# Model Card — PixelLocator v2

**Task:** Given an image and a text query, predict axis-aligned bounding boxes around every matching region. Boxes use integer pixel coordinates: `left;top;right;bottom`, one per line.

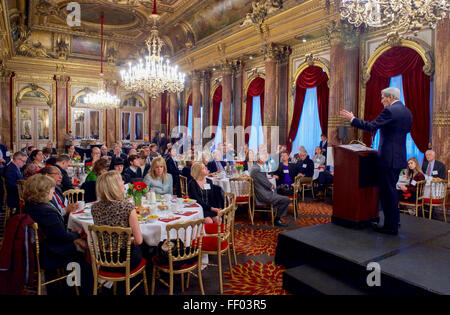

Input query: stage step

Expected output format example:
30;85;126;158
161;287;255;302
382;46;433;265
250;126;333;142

284;265;368;295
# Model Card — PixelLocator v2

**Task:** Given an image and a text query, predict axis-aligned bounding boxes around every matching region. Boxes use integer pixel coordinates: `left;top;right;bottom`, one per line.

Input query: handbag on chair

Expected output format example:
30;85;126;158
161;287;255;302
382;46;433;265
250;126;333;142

277;184;294;196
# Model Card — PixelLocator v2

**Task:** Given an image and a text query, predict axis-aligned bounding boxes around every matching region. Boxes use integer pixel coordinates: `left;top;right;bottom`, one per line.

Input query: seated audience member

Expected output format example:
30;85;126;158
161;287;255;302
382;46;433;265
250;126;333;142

315;167;334;200
42;147;53;163
25;146;36;164
21;142;32;154
4;151;26;209
319;134;328;160
112;157;126;182
100;145;108;158
66;145;80;160
150;143;160;159
85;147;101;166
55;154;74;192
244;149;256;171
109;144;128;170
24;149;45;179
181;160;194;183
158;133;168;154
293;146;307;162
91;171;144;272
142;146;151;166
40;166;78;219
207;150;226;173
422;150;446;179
188;162;224;224
272;151;298;193
398;157;426;202
137;151;150;177
249;152;290;227
144;157;173;195
295;150;314;186
82;158;109;203
45;141;57;155
163;142;172;157
23;174;92;293
312;147;326;167
165;147;181;196
123;154;144;184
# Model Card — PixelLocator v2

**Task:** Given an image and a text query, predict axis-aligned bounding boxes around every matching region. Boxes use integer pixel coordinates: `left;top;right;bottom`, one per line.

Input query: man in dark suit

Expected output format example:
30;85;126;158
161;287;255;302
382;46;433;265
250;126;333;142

122;154;144;184
109;144;128;170
4;152;27;209
319;134;328;163
207;150;226;173
165;147;181;196
55;154;74;192
422;150;446;180
295;150;314;187
341;87;412;235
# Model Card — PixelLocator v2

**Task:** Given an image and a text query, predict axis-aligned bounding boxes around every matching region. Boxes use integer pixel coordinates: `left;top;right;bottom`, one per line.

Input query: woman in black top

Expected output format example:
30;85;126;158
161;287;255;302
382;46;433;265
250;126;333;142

187;162;224;224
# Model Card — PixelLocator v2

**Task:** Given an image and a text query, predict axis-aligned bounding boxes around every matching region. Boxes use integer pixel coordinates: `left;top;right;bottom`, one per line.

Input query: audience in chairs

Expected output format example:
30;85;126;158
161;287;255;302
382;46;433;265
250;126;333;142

312;147;326;168
112;157;127;182
82;158;109;202
250;152;290;227
55;154;74;192
398;157;425;202
85;147;101;166
207;150;226;173
188;162;224;224
123;154;144;184
4;151;26;209
144;157;173;195
91;171;144;272
271;150;298;194
295;149;314;186
422;150;446;180
165;147;181;196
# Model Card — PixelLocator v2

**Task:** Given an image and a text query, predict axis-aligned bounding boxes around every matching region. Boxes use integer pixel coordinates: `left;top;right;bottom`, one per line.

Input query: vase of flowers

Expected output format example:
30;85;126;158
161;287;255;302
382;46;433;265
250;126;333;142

84;162;93;174
127;181;149;207
235;161;244;175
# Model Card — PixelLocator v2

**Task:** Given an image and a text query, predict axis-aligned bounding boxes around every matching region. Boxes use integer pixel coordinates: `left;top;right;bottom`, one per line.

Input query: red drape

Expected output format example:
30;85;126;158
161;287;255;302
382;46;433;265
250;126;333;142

185;94;192;127
161;91;167;125
363;46;430;151
212;85;222;138
245;77;265;143
287;66;329;153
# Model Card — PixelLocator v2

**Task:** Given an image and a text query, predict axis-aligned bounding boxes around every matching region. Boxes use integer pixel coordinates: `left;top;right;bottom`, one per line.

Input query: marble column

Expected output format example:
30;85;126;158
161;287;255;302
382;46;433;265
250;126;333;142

105;81;118;147
151;95;161;141
232;62;243;127
169;92;178;138
278;50;289;146
221;63;232;144
55;75;69;152
179;90;186;133
327;22;360;146
264;43;279;152
0;72;12;148
432;19;450;170
192;70;202;145
202;71;211;143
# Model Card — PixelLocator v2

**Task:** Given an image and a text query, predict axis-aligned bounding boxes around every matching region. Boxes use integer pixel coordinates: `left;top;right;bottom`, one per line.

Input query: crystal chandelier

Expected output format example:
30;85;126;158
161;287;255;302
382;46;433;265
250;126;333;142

340;1;449;33
84;14;121;109
120;0;185;99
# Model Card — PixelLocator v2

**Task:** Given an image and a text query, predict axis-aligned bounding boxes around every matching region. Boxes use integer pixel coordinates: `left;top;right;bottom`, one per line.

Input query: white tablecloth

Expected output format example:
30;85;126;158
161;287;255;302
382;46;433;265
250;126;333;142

208;174;276;194
68;200;205;247
397;175;432;198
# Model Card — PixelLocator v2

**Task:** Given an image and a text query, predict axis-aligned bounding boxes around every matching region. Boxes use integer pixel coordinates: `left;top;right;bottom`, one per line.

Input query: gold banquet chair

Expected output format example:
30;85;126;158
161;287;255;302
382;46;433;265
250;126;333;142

423;178;447;222
251;181;275;227
179;175;188;198
200;204;235;294
88;225;148;295
2;177;11;230
63;189;85;204
151;218;205;295
31;223;79;295
398;180;426;217
229;176;254;225
294;174;314;202
17;179;26;214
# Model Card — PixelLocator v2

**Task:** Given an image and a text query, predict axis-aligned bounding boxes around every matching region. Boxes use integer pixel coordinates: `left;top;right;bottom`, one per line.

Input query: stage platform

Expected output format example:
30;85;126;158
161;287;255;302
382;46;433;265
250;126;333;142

275;214;450;295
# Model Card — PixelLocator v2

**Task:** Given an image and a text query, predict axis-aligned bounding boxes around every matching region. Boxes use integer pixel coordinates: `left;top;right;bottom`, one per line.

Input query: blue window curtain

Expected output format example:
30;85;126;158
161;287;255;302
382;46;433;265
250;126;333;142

248;95;264;152
290;87;322;157
213;102;223;149
372;75;424;165
187;105;193;138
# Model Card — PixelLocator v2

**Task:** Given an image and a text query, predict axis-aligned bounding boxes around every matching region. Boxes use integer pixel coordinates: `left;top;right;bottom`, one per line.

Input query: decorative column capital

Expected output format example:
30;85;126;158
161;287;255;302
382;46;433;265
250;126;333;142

263;42;280;61
191;70;201;82
326;20;361;48
221;61;233;76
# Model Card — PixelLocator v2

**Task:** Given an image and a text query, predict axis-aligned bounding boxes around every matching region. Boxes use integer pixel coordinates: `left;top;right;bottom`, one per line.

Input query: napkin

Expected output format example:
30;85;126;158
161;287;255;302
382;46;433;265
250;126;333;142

175;211;198;216
185;204;200;208
158;217;181;222
72;210;85;214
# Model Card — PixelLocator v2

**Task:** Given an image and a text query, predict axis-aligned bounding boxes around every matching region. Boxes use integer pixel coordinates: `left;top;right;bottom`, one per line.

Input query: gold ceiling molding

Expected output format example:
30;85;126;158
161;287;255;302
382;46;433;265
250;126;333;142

240;0;283;28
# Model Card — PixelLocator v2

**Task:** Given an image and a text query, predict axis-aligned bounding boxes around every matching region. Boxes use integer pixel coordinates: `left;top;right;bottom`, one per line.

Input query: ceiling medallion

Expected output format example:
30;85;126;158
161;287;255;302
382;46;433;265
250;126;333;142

340;0;449;34
120;0;185;99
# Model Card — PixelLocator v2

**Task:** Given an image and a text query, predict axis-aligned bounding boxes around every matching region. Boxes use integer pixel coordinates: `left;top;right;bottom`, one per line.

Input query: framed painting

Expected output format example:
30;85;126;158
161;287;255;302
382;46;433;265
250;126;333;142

71;36;101;58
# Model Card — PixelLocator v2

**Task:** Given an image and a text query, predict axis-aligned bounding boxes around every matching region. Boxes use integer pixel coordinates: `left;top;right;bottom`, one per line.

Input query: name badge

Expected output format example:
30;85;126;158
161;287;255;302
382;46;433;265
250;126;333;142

203;184;211;190
5;151;10;157
411;180;417;186
303;164;307;168
432;170;438;175
283;170;289;174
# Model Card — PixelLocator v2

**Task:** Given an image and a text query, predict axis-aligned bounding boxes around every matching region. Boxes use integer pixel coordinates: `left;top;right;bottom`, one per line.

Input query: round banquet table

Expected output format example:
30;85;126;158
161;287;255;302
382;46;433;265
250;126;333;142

207;172;277;194
68;199;205;247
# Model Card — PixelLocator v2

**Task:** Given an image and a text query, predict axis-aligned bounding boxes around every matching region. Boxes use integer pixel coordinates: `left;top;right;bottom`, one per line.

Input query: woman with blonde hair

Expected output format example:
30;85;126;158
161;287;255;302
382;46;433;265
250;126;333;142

23;174;92;293
188;162;224;224
397;157;425;202
91;170;144;272
143;156;173;195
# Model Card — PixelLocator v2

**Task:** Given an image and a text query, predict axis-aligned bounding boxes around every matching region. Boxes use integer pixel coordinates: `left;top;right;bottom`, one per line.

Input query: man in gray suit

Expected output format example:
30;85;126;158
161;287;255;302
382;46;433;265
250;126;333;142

250;151;290;227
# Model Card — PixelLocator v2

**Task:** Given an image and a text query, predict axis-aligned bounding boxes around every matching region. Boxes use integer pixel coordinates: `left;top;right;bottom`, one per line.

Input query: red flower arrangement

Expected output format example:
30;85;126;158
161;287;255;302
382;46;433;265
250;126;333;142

85;162;93;173
127;181;149;207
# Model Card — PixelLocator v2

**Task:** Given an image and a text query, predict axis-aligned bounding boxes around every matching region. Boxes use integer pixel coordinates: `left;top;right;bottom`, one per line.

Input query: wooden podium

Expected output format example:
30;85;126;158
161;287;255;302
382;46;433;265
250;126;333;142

332;144;379;228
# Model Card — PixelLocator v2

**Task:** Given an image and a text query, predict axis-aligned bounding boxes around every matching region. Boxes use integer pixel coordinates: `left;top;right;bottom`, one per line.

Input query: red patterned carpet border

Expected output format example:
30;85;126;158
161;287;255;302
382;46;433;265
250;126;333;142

224;260;290;295
234;227;285;257
296;202;333;216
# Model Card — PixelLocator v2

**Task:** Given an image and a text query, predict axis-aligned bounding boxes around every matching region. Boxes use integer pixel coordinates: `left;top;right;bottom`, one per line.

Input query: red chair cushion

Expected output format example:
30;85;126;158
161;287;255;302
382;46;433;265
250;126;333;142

423;198;444;205
151;255;198;270
235;196;249;203
98;258;147;278
192;236;229;252
205;223;226;234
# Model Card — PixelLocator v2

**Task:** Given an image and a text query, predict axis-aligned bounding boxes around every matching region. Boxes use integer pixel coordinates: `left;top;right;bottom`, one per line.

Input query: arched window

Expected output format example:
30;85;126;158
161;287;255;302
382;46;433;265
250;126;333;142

245;77;265;150
287;66;329;156
71;88;103;142
120;94;146;142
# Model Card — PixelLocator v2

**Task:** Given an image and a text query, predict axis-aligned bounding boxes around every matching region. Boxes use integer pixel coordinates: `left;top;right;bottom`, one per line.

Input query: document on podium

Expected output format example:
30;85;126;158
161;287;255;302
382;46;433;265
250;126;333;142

340;144;376;152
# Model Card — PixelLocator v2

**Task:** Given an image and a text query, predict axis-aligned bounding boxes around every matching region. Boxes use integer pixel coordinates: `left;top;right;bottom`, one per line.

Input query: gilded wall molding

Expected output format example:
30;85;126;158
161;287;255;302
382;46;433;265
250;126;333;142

433;111;450;126
120;92;148;110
